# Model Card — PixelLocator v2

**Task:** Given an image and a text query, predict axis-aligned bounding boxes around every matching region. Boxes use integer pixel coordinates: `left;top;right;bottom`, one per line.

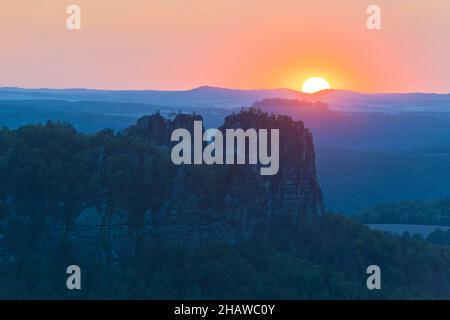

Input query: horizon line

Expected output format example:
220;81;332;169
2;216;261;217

1;85;450;96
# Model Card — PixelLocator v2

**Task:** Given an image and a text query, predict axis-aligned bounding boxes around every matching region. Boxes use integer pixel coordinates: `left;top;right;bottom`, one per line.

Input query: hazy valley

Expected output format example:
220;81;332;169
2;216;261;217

2;87;450;214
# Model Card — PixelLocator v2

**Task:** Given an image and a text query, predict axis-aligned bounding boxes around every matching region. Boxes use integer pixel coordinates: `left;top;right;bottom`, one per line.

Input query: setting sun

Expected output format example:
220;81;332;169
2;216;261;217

302;77;331;94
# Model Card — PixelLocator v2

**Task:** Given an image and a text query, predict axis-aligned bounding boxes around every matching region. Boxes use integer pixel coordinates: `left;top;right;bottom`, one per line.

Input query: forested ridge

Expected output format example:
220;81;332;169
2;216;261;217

1;112;450;299
358;198;450;226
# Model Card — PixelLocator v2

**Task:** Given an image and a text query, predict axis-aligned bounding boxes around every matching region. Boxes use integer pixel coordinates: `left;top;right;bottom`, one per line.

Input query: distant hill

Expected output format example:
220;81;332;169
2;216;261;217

0;86;305;109
2;86;450;112
317;89;450;112
0;99;232;132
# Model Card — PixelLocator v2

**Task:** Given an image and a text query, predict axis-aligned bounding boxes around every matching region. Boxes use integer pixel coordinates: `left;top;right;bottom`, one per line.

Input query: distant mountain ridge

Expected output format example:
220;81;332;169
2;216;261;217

0;86;305;109
2;86;450;112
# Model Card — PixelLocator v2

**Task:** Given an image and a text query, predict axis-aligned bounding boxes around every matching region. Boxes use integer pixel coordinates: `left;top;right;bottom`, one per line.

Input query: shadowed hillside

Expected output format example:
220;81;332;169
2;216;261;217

1;110;450;299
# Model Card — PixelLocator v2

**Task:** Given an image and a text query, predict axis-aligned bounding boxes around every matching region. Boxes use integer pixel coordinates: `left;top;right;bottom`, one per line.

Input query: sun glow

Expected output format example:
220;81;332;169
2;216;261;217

302;77;331;93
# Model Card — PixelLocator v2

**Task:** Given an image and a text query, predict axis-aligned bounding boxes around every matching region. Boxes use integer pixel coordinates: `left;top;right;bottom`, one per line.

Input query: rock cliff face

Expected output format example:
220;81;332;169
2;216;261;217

0;109;324;262
63;109;324;261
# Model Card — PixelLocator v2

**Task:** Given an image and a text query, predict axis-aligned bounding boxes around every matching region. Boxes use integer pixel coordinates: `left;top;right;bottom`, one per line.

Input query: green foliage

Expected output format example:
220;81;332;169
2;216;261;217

0;120;176;253
2;115;450;299
3;213;450;299
357;198;450;225
427;229;450;246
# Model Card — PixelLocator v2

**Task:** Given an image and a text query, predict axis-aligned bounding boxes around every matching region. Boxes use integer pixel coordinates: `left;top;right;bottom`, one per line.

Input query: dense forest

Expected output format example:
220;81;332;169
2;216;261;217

357;198;450;226
1;111;450;299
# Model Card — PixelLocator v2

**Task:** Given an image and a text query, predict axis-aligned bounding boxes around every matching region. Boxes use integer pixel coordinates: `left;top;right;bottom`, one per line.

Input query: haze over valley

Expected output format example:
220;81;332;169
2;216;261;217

2;86;450;214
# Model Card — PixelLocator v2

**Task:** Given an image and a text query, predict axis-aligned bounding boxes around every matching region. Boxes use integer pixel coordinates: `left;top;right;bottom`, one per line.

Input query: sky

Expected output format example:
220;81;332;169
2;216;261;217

1;0;450;93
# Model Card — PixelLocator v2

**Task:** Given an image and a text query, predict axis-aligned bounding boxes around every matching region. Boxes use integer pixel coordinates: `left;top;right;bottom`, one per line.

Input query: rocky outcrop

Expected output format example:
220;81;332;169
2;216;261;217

0;109;324;263
63;109;324;260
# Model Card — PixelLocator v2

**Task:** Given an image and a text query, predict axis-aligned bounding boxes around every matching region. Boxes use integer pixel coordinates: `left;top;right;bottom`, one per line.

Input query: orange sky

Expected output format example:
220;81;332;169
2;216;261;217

1;0;450;93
